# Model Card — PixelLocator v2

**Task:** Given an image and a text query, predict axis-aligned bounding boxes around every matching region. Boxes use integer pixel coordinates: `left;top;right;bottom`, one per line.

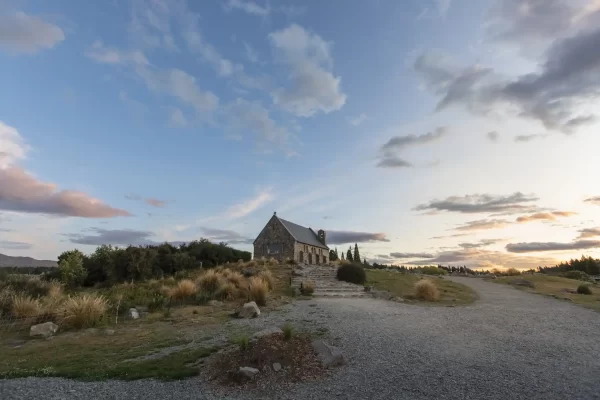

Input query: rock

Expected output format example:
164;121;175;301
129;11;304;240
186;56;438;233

208;300;224;306
30;322;58;338
561;288;577;294
312;340;347;368
273;362;282;372
372;290;394;301
104;329;115;336
238;301;260;318
252;327;283;340
128;308;140;319
135;306;149;314
238;366;259;379
510;279;535;288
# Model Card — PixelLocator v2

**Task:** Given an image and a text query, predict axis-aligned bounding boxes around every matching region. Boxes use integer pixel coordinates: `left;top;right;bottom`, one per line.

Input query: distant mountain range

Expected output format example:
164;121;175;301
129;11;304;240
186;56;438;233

0;253;57;267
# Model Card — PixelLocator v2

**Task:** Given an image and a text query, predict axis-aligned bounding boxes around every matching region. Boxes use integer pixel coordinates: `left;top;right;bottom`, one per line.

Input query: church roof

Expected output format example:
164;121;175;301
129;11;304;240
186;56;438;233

277;217;329;250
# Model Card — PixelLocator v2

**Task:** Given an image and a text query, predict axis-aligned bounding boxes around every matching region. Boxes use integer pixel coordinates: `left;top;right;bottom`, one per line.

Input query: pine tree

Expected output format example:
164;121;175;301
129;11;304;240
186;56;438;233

363;257;367;266
347;246;353;262
353;243;360;263
341;251;345;260
334;247;339;259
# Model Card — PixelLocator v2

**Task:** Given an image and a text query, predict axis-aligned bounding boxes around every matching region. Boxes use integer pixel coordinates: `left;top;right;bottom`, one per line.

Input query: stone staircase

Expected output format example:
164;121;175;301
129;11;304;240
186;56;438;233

291;265;369;298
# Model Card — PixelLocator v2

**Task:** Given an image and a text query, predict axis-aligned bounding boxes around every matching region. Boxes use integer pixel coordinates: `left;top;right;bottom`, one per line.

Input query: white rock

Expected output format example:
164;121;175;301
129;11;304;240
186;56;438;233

30;322;58;338
238;366;259;379
252;327;283;340
273;362;282;372
128;308;140;319
208;300;224;306
238;301;260;318
312;340;347;368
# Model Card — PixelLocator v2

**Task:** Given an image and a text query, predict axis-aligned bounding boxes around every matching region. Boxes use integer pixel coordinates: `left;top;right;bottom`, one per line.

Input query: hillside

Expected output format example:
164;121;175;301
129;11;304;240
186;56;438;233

0;253;57;267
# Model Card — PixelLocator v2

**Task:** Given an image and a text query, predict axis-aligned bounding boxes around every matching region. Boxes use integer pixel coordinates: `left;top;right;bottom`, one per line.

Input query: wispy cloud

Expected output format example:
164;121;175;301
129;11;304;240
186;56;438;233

223;0;270;17
125;194;168;208
516;211;577;223
578;227;600;239
200;227;253;244
348;113;367;126
487;131;499;142
326;230;390;245
415;192;539;214
455;219;511;231
506;240;600;253
0;11;65;54
390;252;435;258
225;188;274;219
458;239;502;249
584;196;600;206
514;134;547;142
377;127;447;168
0;240;32;250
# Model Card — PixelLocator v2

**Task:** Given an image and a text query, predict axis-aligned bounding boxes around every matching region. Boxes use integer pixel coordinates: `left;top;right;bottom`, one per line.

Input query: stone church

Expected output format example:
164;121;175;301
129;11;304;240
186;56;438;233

253;213;329;264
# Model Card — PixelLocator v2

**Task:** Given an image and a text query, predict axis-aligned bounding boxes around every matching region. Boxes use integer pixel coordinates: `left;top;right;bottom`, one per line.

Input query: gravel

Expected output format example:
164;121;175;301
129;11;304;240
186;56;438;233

2;277;600;400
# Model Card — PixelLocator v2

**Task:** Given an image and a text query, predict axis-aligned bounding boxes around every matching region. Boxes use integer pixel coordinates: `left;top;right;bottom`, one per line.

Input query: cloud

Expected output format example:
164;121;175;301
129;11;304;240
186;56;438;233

125;194;167;208
0;11;65;54
514;134;546;142
0;121;29;168
390;252;435;259
224;99;294;153
119;90;148;115
578;227;600;239
184;29;237;77
414;26;600;133
200;227;253;244
348;113;367;126
225;188;274;219
65;228;157;246
85;40;149;66
0;240;32;250
280;5;307;19
506;240;600;253
458;239;502;249
415;192;539;214
0;166;130;218
377;127;447;168
269;24;346;117
326;231;390;245
128;0;180;52
487;131;499;142
223;0;270;17
584;196;600;205
516;211;577;223
430;233;469;239
169;108;187;127
243;42;260;63
455;219;511;231
407;248;558;270
418;0;453;19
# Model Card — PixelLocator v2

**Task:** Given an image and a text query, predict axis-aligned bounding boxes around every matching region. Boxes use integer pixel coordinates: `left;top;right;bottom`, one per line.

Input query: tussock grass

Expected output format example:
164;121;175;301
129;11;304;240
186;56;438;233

11;294;41;318
301;280;315;296
197;270;222;294
168;280;197;301
282;323;293;340
248;277;268;306
257;270;275;290
414;279;440;301
505;268;521;276
577;284;592;295
61;294;107;329
225;271;245;288
216;282;237;301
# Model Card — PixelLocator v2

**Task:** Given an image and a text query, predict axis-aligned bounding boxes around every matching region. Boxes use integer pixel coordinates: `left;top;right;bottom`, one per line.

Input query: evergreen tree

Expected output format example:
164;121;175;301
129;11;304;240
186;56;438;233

341;251;345;261
353;243;360;263
329;249;338;261
363;257;367;266
347;246;353;262
334;247;339;259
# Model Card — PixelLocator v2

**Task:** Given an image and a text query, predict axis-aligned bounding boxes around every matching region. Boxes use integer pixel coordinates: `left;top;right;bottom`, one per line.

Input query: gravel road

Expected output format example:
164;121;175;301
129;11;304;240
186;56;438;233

2;277;600;400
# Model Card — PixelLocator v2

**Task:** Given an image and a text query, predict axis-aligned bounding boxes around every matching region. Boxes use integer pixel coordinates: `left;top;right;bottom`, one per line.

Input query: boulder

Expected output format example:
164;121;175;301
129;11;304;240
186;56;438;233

273;362;282;372
238;366;259;379
128;308;140;319
252;327;283;340
30;322;58;338
238;301;260;318
312;340;347;368
208;300;224;306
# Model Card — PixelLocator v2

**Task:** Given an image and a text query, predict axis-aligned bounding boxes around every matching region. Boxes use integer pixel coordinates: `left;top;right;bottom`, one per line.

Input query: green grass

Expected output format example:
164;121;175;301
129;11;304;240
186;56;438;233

492;274;600;312
365;270;478;306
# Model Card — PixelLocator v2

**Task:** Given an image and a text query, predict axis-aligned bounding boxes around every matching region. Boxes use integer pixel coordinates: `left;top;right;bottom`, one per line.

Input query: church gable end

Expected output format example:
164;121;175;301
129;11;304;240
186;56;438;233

253;214;296;261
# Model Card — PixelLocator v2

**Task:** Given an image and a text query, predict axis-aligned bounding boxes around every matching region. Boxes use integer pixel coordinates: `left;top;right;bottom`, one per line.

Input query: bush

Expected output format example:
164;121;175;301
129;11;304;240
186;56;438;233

284;257;296;265
414;279;440;301
337;264;366;284
0;274;55;298
232;334;250;351
225;271;244;288
168;279;197;301
248;277;268;306
215;282;237;301
257;270;274;290
282;323;293;341
147;293;169;312
58;250;88;288
300;280;315;296
564;271;591;281
61;294;107;329
11;294;41;318
577;284;592;295
197;270;222;294
419;266;448;276
505;268;521;276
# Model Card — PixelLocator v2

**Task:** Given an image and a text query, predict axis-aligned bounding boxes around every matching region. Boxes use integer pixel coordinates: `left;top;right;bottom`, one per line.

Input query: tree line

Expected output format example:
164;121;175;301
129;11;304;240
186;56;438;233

328;243;367;265
56;239;251;288
539;255;600;276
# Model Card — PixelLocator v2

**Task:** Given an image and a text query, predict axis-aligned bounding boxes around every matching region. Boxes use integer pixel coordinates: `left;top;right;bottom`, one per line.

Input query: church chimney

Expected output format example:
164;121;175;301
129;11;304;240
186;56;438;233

318;229;326;245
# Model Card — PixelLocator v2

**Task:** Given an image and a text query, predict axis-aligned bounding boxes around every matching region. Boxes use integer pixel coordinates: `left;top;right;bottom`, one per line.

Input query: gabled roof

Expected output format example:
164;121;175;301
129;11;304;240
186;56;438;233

277;217;329;250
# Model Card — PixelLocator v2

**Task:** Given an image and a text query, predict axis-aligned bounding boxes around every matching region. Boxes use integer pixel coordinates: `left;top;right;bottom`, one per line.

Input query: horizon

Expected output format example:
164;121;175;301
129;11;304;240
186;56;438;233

1;0;600;270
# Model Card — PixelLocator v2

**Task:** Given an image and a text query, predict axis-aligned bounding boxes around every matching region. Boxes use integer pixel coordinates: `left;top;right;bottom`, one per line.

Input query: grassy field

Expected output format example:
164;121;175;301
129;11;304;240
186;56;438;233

0;264;295;380
492;274;600;312
365;270;478;306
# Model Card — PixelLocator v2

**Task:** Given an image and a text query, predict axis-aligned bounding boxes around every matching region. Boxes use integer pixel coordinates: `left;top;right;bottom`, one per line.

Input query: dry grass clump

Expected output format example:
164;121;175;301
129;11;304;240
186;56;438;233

61;294;108;329
11;294;41;318
300;280;315;296
414;279;440;301
225;271;245;288
504;268;521;276
257;269;275;290
267;257;278;266
216;282;238;301
248;277;268;306
168;279;197;301
197;270;222;294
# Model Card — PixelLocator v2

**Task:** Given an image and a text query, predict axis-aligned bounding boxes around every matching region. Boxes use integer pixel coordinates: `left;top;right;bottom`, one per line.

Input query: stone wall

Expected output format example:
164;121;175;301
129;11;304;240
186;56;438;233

253;216;296;261
294;242;328;265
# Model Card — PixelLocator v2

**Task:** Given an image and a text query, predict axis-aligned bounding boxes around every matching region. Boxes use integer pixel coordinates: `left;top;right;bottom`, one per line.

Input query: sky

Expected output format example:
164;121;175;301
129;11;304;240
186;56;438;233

1;0;600;270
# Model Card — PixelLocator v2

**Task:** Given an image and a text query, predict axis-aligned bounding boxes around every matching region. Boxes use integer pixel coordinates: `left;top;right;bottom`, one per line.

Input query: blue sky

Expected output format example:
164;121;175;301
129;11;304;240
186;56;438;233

2;0;600;270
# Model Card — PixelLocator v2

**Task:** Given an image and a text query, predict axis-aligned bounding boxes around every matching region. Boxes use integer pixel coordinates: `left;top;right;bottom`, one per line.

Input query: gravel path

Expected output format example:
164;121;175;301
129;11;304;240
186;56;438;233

2;277;600;400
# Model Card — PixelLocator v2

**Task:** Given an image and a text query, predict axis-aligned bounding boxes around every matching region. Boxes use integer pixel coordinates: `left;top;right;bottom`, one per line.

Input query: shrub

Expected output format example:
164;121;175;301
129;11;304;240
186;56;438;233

216;282;237;301
225;271;245;288
248;277;268;306
197;270;222;294
284;257;296;265
168;279;197;301
257;270;274;290
232;334;250;351
300;280;315;296
577;284;592;295
1;274;55;298
282;323;293;341
0;288;15;315
11;294;41;318
564;271;591;281
505;268;521;276
420;266;448;276
337;263;366;284
147;293;169;312
61;294;107;329
267;257;278;266
58;250;87;288
414;279;440;301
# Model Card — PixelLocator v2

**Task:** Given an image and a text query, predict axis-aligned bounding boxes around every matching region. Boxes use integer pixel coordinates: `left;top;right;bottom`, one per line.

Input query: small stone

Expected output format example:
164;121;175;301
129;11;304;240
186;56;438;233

238;366;260;379
312;340;347;368
238;301;260;318
104;329;115;336
208;300;224;306
273;362;282;372
30;322;58;338
128;308;140;319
